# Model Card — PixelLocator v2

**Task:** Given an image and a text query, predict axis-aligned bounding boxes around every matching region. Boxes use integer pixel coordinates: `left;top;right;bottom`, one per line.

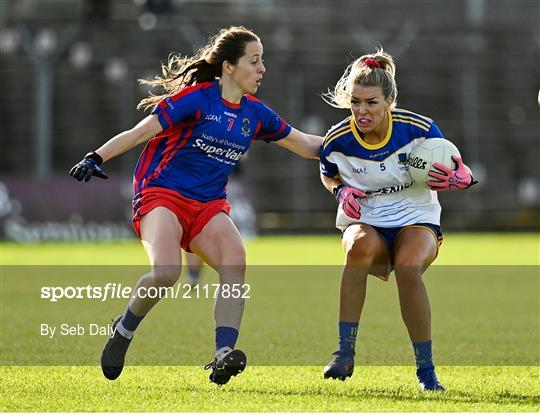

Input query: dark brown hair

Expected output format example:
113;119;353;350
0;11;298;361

138;26;260;111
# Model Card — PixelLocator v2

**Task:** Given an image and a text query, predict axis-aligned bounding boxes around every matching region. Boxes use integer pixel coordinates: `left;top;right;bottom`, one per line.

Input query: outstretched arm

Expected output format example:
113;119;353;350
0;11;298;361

274;128;323;159
70;114;163;181
95;114;163;162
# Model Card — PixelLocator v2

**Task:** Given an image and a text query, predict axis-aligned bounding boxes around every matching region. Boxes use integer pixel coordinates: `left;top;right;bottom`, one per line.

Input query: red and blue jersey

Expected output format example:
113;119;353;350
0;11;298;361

133;80;291;202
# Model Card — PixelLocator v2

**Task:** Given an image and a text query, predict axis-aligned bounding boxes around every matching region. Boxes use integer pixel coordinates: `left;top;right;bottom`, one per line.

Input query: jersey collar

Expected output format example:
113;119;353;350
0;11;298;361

350;110;393;150
213;80;243;109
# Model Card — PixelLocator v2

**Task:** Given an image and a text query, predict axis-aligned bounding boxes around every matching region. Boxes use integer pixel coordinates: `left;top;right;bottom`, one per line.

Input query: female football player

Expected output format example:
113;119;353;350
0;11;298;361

319;49;475;390
70;26;322;385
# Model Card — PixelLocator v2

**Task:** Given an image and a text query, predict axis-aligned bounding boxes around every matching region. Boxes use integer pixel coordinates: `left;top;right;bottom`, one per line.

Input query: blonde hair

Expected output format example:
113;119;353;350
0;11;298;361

138;26;260;112
323;48;397;109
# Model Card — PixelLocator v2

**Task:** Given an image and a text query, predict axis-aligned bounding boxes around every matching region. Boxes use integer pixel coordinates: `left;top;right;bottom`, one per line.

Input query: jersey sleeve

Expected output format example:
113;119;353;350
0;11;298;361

253;102;292;143
151;86;202;130
426;121;444;139
319;141;339;178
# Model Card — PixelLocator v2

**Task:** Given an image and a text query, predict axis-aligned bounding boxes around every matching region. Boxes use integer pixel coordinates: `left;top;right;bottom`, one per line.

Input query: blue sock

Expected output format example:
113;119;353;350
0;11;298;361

189;268;200;280
215;326;238;350
338;321;358;354
120;307;145;332
412;340;434;372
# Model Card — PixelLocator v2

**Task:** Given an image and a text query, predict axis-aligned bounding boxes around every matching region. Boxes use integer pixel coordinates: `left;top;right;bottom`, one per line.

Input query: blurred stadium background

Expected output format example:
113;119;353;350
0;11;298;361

1;0;539;243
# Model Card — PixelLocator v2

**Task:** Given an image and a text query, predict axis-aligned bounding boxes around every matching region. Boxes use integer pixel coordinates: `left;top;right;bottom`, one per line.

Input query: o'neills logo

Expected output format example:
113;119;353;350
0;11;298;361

193;138;243;161
408;156;427;170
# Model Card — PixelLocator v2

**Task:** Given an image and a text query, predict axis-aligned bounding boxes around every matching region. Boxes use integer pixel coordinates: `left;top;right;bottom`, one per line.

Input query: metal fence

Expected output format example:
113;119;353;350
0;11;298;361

1;0;539;237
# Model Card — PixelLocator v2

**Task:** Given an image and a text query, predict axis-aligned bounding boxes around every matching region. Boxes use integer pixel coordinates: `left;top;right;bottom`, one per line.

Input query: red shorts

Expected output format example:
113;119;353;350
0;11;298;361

132;187;231;252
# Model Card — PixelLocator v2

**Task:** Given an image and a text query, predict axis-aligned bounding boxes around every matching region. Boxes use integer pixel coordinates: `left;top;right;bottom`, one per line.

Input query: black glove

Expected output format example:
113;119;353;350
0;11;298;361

69;152;108;182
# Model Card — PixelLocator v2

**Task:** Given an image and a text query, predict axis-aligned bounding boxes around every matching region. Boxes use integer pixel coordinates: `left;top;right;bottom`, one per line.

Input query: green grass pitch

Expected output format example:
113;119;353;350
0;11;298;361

1;233;539;412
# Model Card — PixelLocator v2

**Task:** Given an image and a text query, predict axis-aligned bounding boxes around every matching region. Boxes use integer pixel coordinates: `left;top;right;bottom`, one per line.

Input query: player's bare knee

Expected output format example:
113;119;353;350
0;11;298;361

211;247;245;282
219;246;247;267
394;265;424;287
395;253;430;276
345;237;378;264
150;264;182;288
218;263;246;281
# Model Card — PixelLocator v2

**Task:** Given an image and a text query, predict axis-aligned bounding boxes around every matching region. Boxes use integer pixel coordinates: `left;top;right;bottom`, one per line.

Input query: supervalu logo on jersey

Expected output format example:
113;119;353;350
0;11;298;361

193;137;244;163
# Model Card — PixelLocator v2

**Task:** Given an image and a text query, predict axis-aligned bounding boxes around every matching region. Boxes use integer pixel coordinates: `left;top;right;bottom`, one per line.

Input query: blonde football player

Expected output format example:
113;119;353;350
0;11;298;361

319;49;476;390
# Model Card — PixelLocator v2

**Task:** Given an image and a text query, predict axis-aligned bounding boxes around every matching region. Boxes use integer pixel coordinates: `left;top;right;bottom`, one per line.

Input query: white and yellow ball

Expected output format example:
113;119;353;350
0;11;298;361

408;138;461;188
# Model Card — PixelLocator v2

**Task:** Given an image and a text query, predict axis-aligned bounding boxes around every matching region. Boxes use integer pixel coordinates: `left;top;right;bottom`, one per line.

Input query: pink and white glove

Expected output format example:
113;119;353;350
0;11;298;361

335;185;367;219
427;156;477;191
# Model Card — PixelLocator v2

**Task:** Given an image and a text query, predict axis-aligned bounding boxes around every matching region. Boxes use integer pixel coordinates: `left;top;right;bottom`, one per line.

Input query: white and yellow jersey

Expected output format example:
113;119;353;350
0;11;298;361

320;108;444;231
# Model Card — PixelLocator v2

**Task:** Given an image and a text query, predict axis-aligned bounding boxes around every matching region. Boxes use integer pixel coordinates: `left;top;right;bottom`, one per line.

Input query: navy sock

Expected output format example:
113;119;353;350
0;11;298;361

412;340;434;372
189;268;200;280
215;326;239;350
338;321;358;354
120;307;145;332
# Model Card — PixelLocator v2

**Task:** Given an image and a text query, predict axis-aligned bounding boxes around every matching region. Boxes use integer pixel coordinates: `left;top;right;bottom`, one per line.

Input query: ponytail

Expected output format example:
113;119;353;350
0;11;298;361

137;56;220;112
138;25;259;112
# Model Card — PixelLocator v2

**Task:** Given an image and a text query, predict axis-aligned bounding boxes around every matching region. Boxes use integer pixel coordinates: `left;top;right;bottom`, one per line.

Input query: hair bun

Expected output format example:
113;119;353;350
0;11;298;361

363;58;381;69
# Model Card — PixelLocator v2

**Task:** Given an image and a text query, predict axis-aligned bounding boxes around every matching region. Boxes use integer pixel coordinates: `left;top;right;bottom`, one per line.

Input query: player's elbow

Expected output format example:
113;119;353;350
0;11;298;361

283;132;322;159
305;135;323;159
131;115;163;146
131;128;151;147
297;148;318;159
298;140;321;159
